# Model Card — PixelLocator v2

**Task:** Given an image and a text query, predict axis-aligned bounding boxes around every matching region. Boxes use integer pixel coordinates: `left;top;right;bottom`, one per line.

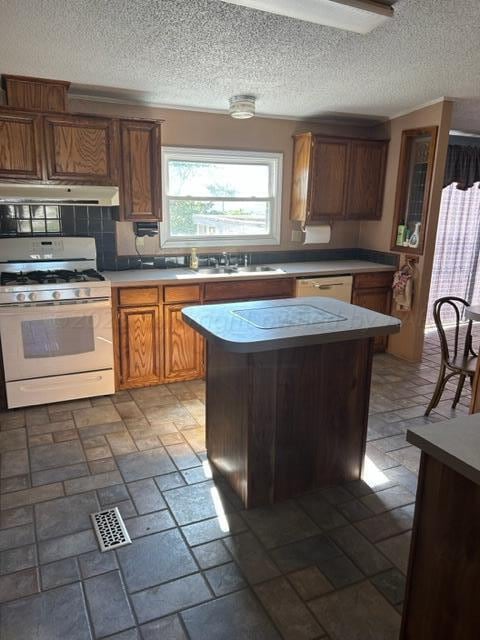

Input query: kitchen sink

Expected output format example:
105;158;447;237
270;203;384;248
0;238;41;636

235;266;283;273
190;265;285;276
190;267;237;274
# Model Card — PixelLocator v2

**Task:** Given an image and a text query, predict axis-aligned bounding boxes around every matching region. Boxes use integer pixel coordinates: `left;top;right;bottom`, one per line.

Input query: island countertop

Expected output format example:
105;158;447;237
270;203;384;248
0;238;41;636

182;296;401;353
407;414;480;486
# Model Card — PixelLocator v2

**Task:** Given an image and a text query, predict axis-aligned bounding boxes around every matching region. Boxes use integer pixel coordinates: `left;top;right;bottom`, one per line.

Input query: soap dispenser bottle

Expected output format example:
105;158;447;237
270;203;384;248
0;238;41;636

190;248;199;270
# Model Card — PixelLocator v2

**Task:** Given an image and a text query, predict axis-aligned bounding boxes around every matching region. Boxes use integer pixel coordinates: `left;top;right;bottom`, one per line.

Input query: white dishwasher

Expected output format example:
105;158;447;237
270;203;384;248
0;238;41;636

296;275;353;303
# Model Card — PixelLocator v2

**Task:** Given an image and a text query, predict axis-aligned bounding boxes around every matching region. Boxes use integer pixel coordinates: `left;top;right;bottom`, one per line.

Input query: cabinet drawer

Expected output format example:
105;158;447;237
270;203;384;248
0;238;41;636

353;271;393;290
164;285;201;303
118;287;159;306
204;278;294;302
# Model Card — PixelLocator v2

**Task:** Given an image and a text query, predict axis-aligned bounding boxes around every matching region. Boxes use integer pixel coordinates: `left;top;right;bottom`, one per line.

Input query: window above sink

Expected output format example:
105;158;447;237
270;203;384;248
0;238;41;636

160;147;282;248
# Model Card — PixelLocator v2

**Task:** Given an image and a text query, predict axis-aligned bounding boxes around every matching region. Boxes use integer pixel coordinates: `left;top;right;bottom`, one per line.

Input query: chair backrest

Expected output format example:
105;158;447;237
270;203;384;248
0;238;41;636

432;296;473;366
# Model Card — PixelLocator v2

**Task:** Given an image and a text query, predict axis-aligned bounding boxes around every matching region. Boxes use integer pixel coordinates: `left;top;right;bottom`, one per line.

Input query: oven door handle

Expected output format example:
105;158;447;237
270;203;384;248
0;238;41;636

0;298;112;315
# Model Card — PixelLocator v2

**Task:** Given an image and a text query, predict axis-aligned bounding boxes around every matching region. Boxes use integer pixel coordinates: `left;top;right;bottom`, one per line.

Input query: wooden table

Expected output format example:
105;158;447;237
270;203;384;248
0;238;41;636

183;297;400;508
466;305;480;413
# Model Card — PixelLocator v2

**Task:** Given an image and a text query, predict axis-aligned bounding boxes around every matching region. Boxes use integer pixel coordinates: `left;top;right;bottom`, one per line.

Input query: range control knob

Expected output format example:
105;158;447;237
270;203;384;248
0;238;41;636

83;288;91;297
29;292;37;301
75;289;83;297
16;293;26;302
52;291;62;300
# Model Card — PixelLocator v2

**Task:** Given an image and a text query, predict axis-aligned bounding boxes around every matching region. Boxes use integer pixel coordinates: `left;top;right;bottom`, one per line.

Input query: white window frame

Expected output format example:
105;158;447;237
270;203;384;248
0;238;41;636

160;147;283;248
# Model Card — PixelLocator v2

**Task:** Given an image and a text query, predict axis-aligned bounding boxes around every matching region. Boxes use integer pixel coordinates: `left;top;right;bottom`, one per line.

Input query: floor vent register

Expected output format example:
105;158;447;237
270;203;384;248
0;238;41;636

90;507;132;552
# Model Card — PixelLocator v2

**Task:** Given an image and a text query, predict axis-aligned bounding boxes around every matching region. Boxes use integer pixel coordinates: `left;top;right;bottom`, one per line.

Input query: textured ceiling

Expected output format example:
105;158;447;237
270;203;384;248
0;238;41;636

0;0;479;124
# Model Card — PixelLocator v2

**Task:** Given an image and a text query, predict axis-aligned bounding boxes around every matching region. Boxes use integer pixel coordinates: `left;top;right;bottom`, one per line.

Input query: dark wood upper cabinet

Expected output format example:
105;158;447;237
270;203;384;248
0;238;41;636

43;114;118;184
310;138;350;221
119;119;162;221
290;133;388;223
2;75;70;113
345;140;387;220
0;110;43;180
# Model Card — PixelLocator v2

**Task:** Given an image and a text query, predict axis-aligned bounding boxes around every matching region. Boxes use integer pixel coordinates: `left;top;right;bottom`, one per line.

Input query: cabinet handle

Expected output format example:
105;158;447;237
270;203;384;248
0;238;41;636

313;282;343;289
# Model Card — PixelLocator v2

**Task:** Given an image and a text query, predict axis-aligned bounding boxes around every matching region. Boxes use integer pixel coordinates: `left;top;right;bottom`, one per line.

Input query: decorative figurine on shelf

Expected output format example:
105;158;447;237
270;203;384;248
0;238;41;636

408;222;421;248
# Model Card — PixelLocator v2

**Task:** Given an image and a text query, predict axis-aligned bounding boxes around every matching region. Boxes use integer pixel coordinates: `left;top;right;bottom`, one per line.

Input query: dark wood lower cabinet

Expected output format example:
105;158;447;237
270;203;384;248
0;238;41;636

401;453;480;639
112;273;391;389
352;271;393;352
117;305;161;388
164;303;204;381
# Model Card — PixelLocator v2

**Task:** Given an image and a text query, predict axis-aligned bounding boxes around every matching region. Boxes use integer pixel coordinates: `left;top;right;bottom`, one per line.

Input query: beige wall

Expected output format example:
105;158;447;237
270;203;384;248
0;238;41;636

359;100;453;362
70;98;386;256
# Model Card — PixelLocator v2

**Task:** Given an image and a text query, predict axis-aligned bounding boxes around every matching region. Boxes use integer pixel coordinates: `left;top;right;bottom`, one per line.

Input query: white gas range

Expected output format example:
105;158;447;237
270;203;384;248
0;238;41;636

0;237;115;408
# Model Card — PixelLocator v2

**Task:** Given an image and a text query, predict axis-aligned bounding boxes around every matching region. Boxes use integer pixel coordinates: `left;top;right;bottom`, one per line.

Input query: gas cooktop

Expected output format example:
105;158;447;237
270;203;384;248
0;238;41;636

1;268;105;287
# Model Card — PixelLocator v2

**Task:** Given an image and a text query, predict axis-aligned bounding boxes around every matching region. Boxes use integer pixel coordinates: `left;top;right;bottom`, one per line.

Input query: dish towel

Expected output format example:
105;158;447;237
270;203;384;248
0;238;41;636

392;264;414;311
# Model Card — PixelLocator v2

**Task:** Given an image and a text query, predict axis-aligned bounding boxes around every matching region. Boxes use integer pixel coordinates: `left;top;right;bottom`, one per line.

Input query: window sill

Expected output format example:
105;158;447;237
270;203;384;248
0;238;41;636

160;236;281;249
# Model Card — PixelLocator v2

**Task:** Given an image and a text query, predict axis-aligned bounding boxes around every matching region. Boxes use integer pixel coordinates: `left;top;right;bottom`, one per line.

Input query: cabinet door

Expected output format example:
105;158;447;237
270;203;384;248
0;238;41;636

44;115;118;184
0;111;43;180
345;140;387;220
120;120;162;221
290;133;312;222
164;304;203;381
118;305;161;388
352;287;392;352
309;138;349;221
3;75;69;112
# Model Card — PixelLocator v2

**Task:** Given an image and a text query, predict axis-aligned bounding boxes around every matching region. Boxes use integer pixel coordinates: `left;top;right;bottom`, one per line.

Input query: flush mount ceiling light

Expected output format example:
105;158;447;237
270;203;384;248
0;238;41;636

229;95;256;119
218;0;394;34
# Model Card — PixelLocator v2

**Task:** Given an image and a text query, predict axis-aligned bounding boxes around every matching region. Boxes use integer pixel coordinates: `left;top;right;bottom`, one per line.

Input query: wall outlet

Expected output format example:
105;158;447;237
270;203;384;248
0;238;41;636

135;236;145;248
291;229;303;242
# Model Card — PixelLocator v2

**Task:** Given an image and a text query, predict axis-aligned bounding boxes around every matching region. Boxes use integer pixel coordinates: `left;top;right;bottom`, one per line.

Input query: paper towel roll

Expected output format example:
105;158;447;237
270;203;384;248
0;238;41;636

303;225;331;244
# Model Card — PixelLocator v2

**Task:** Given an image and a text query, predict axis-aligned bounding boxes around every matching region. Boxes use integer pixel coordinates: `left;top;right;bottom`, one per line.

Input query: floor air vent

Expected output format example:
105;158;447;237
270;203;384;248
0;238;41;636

91;507;132;552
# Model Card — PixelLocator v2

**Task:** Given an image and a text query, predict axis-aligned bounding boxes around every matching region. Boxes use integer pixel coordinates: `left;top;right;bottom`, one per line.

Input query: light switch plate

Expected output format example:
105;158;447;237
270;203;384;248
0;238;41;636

291;229;303;242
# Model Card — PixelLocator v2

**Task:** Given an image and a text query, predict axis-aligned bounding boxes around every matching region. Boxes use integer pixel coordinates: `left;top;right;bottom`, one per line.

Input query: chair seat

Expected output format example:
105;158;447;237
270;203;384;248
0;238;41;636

449;354;478;375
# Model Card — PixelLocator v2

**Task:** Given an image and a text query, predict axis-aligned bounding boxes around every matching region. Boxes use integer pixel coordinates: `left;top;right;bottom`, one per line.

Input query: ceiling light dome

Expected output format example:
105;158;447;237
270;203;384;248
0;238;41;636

229;95;256;119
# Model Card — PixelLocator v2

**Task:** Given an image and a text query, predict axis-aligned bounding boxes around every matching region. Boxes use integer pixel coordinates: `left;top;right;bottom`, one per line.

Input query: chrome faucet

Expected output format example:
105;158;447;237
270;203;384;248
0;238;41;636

221;251;230;267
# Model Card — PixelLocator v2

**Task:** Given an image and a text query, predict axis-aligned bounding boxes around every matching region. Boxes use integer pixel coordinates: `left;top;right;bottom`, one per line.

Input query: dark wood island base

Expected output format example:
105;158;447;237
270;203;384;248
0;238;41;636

206;337;374;508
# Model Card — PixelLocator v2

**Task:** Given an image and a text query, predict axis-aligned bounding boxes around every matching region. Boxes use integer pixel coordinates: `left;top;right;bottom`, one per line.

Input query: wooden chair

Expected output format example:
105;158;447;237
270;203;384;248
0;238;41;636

425;297;478;416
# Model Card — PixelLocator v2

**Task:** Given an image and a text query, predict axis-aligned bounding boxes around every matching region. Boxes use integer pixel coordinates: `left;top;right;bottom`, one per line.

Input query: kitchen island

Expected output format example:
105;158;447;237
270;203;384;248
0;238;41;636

183;297;400;508
401;415;480;639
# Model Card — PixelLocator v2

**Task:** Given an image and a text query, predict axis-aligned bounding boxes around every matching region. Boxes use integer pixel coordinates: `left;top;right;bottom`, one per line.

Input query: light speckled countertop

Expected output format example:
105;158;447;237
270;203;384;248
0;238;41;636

103;260;396;287
182;296;401;353
407;415;480;486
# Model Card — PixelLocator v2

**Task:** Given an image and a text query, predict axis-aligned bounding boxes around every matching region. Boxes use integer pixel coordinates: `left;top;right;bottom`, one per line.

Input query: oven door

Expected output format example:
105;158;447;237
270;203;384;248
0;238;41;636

0;299;114;382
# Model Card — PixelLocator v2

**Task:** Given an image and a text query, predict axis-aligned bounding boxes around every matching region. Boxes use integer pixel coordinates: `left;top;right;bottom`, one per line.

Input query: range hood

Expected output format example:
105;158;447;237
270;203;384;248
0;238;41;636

0;183;119;206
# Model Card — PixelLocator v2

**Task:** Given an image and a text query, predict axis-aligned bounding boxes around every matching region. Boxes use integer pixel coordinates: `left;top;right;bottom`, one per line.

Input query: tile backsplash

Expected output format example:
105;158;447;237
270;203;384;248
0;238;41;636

0;204;398;271
0;204;117;270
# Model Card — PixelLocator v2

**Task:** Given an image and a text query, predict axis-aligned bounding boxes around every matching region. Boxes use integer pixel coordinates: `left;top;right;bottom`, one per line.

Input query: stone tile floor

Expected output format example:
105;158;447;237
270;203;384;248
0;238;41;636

0;327;475;640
